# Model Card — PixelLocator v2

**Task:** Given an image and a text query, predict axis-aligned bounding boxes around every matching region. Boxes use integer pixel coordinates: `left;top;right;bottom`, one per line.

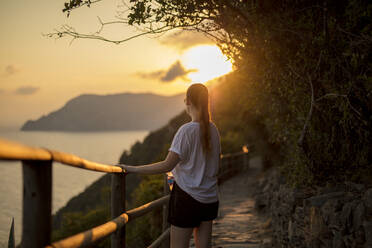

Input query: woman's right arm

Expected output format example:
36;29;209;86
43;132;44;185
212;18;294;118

118;151;180;175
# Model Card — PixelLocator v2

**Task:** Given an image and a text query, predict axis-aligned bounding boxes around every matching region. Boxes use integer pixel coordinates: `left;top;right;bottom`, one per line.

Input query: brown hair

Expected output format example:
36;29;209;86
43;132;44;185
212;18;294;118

186;83;211;155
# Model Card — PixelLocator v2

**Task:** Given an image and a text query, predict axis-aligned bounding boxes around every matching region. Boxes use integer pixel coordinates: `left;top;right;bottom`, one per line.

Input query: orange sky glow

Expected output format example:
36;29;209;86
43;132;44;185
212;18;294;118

0;0;233;129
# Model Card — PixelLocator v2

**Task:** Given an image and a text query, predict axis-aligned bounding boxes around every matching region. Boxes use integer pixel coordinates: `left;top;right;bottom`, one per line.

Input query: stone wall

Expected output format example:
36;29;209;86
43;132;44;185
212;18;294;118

253;168;372;248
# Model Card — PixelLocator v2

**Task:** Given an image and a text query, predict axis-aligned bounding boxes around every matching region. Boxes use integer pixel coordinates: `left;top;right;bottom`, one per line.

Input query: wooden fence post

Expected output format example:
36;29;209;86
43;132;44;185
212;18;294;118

243;152;249;170
21;160;52;248
162;174;170;248
111;173;126;248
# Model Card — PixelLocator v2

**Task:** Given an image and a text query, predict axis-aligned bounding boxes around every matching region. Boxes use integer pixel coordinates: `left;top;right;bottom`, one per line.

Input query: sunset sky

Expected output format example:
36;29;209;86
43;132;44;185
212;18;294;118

0;0;232;129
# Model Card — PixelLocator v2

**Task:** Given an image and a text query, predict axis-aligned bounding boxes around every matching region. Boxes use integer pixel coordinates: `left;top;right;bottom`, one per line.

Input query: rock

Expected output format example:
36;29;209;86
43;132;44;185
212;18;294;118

363;221;372;246
319;186;347;195
354;226;366;246
321;198;343;225
262;181;271;193
310;206;327;239
363;189;372;211
305;192;345;208
328;212;344;233
320;236;333;248
288;219;294;241
341;201;354;232
353;202;365;233
310;238;321;248
345;181;365;192
293;188;307;207
255;193;268;210
294;206;305;221
333;231;345;248
258;177;268;188
342;234;354;248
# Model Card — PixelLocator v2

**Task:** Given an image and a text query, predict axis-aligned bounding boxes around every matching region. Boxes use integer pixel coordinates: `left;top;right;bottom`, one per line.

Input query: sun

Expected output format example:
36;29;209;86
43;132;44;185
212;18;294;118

181;45;233;83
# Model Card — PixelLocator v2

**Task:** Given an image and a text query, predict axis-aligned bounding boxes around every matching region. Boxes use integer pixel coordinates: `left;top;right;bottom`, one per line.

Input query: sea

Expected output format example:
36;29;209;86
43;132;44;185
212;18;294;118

0;130;149;246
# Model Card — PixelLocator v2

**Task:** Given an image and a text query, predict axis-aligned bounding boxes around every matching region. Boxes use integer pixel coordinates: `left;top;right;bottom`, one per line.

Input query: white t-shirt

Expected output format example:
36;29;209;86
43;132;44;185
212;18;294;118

169;121;221;203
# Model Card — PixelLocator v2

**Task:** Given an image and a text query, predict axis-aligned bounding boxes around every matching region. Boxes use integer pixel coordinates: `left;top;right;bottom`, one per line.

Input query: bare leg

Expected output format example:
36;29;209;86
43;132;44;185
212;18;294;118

170;224;193;248
193;227;200;248
193;221;213;248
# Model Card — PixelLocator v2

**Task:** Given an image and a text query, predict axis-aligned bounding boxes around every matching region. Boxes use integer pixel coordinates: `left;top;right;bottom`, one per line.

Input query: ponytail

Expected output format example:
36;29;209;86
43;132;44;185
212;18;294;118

186;83;212;155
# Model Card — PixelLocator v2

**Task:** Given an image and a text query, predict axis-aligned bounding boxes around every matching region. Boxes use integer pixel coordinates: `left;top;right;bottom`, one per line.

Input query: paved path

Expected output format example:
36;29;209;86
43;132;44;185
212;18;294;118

211;158;272;248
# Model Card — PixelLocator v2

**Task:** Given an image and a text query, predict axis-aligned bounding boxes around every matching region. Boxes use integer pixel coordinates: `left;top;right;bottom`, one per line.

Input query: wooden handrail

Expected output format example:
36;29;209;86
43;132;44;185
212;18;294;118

218;151;249;185
0;138;52;161
0;138;123;173
47;149;123;173
148;228;170;248
47;213;129;248
47;195;170;248
220;150;248;159
127;195;170;221
0;136;249;248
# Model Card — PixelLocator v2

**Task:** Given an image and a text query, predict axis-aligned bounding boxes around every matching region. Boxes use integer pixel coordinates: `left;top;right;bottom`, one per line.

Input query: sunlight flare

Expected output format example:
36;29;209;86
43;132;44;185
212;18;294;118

181;45;233;83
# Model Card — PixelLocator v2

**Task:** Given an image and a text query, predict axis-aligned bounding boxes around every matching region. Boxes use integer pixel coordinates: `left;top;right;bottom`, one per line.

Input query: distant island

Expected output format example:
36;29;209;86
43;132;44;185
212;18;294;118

21;92;185;131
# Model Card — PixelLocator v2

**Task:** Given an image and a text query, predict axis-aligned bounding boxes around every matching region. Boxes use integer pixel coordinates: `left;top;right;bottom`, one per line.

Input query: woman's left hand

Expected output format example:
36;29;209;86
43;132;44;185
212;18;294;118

116;164;136;174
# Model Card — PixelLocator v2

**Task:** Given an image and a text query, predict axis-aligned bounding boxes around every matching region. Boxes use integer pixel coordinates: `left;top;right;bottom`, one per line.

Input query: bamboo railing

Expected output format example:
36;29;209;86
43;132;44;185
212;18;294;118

0;137;249;248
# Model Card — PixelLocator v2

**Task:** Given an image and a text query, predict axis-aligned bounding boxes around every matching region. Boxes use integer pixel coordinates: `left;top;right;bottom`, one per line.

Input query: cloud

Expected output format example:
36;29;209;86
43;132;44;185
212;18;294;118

159;31;214;51
136;70;164;80
3;65;19;76
161;61;198;82
135;60;198;83
14;86;40;95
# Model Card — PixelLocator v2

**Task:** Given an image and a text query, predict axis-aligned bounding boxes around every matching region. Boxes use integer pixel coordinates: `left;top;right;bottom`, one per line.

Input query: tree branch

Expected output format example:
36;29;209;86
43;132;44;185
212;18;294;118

46;17;211;45
63;0;104;13
315;93;362;118
45;24;173;44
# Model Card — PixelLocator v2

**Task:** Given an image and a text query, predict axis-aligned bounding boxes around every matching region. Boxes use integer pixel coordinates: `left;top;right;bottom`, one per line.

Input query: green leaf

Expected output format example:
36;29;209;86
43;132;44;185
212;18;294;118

8;217;15;248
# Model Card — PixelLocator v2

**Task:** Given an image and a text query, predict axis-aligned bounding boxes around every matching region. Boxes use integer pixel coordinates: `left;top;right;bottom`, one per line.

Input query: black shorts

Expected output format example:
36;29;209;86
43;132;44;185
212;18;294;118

167;181;219;228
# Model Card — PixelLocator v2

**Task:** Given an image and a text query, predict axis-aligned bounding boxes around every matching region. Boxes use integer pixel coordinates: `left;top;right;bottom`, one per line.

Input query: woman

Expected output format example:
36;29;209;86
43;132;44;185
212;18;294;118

119;83;221;248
